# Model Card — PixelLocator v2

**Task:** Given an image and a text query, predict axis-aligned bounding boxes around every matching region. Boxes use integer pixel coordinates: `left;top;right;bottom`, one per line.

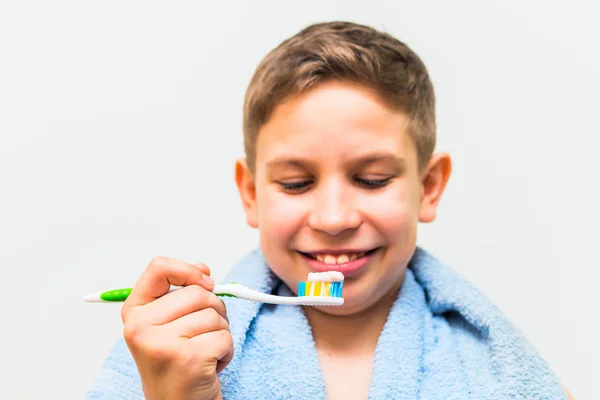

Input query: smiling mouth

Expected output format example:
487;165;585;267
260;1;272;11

298;248;380;265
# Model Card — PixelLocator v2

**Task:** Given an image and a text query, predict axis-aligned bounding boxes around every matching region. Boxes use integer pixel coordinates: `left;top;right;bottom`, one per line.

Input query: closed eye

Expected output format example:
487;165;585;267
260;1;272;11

277;180;313;193
354;177;392;188
277;177;392;193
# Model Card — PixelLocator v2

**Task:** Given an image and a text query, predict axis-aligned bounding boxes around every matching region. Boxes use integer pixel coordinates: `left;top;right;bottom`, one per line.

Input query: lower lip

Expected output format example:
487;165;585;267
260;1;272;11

300;250;377;278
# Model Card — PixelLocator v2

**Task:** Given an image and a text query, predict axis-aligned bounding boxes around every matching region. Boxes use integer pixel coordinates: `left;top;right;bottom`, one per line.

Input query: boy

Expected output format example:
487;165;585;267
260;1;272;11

87;21;572;399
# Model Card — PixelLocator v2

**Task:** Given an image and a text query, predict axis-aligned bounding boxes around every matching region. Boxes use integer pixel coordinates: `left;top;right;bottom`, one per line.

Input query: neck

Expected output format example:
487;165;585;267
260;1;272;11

303;278;403;355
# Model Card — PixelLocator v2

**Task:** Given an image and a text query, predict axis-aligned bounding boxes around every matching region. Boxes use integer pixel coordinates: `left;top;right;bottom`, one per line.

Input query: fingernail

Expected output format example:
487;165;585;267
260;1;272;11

203;274;214;286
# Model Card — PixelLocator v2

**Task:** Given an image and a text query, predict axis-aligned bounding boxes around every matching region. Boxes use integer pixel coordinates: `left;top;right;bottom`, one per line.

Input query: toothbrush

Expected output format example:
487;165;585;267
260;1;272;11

84;272;345;306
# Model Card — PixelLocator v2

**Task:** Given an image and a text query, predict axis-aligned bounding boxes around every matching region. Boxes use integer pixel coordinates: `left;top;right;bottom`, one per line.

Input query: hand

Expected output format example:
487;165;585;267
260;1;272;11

121;257;233;400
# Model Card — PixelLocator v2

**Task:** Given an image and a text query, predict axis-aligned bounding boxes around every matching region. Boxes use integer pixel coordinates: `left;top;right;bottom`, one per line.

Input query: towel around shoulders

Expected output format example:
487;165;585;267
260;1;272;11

85;246;566;400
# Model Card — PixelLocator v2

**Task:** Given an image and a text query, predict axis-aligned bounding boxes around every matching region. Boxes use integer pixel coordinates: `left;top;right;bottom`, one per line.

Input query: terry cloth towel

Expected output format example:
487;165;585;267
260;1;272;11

86;246;566;399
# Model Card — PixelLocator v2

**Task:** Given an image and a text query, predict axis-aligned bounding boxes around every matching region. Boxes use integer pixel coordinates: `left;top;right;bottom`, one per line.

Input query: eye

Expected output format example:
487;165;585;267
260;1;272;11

354;177;392;189
277;180;313;193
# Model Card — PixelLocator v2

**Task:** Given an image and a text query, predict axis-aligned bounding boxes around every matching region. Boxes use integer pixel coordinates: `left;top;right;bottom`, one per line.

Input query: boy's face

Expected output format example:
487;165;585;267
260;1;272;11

236;80;450;316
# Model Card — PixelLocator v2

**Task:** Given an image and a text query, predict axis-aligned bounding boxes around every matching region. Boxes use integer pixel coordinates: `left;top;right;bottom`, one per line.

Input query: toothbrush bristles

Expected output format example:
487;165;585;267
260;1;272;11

298;280;344;298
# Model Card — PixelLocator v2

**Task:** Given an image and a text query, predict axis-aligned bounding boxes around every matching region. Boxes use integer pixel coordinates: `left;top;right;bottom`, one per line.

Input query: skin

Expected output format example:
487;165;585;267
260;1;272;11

121;259;233;400
121;79;573;400
235;80;574;399
235;79;451;399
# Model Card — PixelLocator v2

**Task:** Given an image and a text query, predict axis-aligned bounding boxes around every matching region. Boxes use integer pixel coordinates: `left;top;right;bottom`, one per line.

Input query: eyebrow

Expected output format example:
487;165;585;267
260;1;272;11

266;157;314;169
355;153;406;167
265;152;406;170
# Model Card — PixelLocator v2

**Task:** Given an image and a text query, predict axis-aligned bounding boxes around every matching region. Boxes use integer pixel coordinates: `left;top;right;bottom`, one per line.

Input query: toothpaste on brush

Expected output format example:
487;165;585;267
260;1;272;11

307;271;345;282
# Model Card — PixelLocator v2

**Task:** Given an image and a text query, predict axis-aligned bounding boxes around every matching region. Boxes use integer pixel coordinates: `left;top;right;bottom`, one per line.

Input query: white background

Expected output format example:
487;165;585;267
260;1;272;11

1;1;598;398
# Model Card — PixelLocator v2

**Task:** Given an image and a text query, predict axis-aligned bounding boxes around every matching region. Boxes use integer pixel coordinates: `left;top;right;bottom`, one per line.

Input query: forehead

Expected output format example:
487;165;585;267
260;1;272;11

255;80;415;165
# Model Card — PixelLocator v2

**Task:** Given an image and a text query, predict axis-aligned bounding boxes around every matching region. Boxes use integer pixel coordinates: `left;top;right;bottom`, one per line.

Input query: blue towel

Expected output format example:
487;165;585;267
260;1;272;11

86;246;565;399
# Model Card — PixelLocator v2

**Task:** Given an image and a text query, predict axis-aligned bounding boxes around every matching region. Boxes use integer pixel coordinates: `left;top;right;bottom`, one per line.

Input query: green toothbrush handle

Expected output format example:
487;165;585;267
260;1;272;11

99;288;133;302
89;285;237;302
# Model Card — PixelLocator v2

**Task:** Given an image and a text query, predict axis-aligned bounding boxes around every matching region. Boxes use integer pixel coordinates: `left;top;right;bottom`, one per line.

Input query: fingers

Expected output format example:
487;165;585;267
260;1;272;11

167;308;229;339
119;257;233;398
191;329;234;367
138;285;228;326
194;263;211;276
126;308;232;365
122;257;213;321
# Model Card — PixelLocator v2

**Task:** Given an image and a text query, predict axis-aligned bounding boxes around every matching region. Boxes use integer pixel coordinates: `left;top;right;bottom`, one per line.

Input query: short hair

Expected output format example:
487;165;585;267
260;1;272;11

243;21;436;172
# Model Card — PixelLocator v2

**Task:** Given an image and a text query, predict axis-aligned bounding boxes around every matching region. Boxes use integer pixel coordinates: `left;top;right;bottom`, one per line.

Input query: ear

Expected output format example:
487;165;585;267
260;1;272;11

418;152;452;223
235;158;259;228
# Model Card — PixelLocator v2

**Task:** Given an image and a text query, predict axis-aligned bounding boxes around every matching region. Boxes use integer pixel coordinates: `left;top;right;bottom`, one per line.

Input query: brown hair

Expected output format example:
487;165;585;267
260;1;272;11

243;21;436;172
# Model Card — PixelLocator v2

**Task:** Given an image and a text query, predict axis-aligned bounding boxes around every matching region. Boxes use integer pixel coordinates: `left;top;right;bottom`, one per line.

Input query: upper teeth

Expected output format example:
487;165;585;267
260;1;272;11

315;252;366;265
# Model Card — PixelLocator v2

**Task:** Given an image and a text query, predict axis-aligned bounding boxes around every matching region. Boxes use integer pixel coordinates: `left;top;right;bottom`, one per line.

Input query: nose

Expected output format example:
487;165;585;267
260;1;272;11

307;180;362;236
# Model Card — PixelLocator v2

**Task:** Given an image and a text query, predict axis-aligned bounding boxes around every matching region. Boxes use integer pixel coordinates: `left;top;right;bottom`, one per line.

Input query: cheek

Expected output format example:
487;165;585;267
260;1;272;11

257;187;305;244
256;186;308;286
362;182;421;238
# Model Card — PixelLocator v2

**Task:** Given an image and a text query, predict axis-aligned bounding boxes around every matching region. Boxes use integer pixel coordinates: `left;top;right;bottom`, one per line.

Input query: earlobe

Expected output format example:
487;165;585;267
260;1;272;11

234;158;259;228
418;153;452;223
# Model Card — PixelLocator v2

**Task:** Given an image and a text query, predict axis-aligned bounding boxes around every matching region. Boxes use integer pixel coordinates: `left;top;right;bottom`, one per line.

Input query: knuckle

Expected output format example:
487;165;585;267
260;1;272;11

219;315;230;331
120;306;129;324
149;256;169;270
189;284;208;302
123;320;144;344
219;329;233;347
216;328;229;340
216;311;230;330
190;285;209;305
208;293;225;311
219;300;230;323
193;262;211;278
206;308;222;326
195;262;208;270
